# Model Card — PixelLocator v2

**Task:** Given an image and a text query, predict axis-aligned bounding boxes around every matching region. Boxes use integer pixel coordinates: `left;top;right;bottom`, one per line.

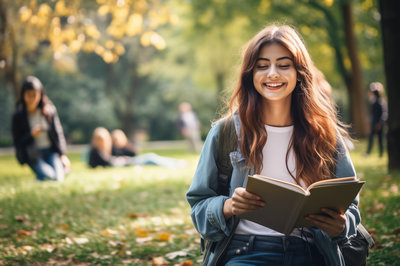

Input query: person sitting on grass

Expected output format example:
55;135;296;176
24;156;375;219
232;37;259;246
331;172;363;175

12;76;70;181
88;127;185;169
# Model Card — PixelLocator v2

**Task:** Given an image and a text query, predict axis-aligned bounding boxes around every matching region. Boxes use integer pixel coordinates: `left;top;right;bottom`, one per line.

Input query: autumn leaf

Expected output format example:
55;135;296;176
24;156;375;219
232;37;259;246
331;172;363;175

392;228;400;234
127;212;150;219
101;228;118;236
165;250;190;259
157;232;172;241
58;224;70;230
136;236;153;243
152;256;168;266
135;229;149;237
178;261;193;266
14;214;29;223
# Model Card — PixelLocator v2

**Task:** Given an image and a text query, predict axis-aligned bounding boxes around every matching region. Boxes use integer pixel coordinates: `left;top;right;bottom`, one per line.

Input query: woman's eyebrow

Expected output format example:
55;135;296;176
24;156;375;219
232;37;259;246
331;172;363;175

256;56;293;62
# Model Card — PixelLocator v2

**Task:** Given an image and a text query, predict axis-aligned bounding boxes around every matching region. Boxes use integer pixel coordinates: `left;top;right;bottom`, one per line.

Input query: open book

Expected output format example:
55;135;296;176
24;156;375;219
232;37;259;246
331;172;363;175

238;175;365;235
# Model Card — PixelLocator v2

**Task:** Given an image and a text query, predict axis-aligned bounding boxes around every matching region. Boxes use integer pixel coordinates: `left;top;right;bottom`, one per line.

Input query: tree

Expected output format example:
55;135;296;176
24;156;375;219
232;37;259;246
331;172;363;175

0;0;176;139
379;0;400;171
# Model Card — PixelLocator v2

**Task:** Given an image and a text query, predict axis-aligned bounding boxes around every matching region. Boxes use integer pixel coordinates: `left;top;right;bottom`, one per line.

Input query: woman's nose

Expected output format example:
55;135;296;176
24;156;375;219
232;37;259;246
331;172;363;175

267;65;279;79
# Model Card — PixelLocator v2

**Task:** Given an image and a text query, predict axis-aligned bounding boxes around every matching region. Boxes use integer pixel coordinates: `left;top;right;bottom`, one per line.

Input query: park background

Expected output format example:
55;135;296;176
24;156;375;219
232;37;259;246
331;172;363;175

0;0;399;265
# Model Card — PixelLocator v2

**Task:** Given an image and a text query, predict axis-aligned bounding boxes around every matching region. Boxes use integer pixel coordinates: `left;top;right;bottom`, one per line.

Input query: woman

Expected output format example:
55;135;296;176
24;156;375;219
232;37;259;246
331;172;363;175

111;129;137;157
186;25;360;265
12;76;70;181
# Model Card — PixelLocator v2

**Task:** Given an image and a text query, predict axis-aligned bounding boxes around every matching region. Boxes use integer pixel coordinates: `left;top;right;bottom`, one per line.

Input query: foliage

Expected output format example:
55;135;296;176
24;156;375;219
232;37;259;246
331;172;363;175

0;142;399;265
0;0;387;145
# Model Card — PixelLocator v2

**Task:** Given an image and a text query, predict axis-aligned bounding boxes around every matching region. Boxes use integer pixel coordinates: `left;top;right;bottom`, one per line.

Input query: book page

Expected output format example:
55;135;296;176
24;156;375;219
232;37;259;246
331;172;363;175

252;175;308;195
307;176;357;190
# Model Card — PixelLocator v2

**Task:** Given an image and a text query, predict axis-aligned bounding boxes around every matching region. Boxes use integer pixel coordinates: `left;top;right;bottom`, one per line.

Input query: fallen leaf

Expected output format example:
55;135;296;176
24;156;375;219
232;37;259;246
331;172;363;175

23;245;34;251
390;183;399;194
158;232;172;241
102;228;119;236
14;214;29;223
73;237;89;244
58;224;70;230
127;213;150;219
178;261;193;266
108;240;125;247
165;250;190;259
152;256;168;266
41;244;55;252
17;229;33;237
392;228;400;234
135;229;148;237
136;236;153;243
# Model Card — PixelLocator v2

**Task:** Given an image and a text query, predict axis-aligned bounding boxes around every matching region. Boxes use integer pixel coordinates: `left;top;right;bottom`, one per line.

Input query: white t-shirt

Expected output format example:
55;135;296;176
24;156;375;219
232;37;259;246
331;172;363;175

235;125;298;236
28;110;51;149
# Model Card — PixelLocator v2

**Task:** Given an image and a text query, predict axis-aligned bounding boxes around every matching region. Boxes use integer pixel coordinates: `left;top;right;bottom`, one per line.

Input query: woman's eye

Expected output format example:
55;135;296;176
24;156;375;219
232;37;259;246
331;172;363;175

256;65;268;69
279;65;290;69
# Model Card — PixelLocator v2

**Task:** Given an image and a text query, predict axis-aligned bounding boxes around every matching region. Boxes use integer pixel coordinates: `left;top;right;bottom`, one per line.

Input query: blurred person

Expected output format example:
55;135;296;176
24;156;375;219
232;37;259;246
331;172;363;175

89;127;185;168
177;102;202;153
111;129;137;157
12;76;70;181
365;82;388;157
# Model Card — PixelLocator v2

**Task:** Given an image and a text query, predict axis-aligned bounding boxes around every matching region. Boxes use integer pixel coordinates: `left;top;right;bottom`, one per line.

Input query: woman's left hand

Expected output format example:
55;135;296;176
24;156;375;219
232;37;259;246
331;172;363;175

305;208;346;238
60;155;71;174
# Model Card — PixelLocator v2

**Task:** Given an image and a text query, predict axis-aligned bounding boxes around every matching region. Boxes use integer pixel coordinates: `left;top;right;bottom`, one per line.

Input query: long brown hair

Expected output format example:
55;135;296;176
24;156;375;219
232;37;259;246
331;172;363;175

229;24;345;186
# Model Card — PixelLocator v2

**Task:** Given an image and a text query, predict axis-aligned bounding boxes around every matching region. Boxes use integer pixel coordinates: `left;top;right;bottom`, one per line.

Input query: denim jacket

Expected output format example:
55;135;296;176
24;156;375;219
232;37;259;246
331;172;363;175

186;112;360;266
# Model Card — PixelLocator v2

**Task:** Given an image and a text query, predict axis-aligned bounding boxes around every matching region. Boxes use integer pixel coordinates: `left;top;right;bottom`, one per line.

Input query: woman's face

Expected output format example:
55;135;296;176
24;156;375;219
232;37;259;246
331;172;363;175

253;42;297;105
23;90;41;112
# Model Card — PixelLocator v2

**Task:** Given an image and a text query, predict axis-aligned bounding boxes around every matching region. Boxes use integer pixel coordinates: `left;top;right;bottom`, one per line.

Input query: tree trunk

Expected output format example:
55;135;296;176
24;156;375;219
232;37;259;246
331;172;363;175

0;0;18;99
379;0;400;171
341;3;369;137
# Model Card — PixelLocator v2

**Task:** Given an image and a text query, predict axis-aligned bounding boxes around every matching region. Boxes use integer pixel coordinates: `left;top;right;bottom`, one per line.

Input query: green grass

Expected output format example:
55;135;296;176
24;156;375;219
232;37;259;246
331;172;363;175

0;142;399;265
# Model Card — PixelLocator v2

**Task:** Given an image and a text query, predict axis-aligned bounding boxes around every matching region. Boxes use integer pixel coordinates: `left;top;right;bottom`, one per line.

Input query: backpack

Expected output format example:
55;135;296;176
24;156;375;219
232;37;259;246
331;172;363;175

202;116;374;265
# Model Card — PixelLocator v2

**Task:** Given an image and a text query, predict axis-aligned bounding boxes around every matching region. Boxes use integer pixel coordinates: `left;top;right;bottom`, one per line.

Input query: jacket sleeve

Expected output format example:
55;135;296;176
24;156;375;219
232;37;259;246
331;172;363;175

333;136;360;240
12;112;34;148
186;123;234;242
48;107;67;155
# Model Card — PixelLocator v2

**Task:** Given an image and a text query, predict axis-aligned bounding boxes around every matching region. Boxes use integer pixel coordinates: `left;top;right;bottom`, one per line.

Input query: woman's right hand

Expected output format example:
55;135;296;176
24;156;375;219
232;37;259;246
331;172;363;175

31;126;42;138
223;187;265;220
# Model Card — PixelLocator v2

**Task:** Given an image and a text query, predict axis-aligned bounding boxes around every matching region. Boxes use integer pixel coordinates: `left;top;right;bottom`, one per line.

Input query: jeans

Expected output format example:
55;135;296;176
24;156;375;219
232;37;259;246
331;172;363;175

128;153;185;168
222;234;325;266
366;124;384;156
28;148;65;181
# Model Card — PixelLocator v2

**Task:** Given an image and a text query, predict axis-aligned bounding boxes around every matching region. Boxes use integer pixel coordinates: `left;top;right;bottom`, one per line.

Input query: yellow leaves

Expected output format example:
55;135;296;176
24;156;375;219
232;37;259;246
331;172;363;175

86;25;101;39
55;0;70;16
98;5;110;16
38;3;52;17
126;13;143;36
324;0;334;7
19;6;33;22
141;31;166;50
361;0;374;11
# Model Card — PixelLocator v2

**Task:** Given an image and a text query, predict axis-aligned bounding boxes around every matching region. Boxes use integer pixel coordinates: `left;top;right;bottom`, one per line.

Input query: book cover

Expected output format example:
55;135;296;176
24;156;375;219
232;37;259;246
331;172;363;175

238;175;365;235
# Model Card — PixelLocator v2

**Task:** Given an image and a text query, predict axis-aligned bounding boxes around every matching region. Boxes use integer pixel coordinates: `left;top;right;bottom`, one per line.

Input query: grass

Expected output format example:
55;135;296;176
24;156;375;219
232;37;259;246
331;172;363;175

0;142;399;265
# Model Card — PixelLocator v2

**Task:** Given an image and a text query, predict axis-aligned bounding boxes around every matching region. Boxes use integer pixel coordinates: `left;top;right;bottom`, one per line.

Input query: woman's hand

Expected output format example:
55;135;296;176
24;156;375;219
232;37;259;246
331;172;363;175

305;208;346;238
31;125;42;138
60;154;71;174
223;187;264;220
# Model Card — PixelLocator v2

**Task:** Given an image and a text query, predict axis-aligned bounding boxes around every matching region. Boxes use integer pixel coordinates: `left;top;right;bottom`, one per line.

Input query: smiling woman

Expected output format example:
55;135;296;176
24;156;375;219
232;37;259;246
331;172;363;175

187;24;362;266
